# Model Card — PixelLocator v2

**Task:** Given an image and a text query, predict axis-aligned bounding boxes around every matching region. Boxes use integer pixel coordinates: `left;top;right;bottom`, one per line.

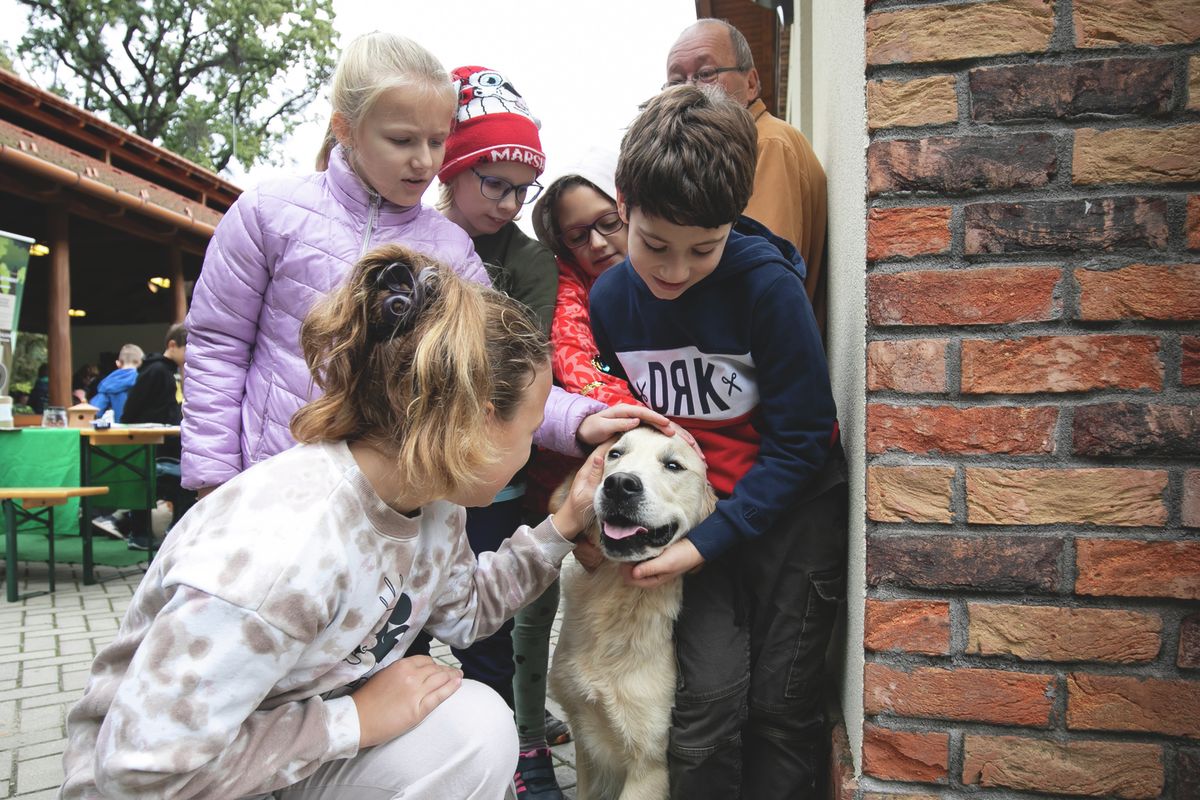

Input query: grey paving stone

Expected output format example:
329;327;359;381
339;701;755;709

15;753;63;793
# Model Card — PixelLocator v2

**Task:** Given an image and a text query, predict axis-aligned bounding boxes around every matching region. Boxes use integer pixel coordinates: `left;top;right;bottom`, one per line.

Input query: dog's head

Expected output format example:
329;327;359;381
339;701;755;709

591;426;716;562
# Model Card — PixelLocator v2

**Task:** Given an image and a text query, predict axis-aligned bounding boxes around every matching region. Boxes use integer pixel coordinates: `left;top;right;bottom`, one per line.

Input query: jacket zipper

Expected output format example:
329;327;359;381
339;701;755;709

358;191;381;259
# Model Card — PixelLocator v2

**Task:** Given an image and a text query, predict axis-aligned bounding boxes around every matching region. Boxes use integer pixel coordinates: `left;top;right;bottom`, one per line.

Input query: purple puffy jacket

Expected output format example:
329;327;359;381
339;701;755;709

182;146;601;490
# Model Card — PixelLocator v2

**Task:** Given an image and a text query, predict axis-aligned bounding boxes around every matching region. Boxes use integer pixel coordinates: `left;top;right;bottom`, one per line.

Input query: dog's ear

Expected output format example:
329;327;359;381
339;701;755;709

548;472;575;514
701;481;718;517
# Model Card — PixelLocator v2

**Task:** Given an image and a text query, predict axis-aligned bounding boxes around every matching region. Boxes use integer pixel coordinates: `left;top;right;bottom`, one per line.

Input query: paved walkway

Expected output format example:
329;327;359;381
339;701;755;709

0;560;580;798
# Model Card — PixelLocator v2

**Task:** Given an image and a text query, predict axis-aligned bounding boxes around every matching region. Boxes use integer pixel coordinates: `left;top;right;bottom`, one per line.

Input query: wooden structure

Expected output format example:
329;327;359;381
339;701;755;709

697;0;788;117
0;69;240;407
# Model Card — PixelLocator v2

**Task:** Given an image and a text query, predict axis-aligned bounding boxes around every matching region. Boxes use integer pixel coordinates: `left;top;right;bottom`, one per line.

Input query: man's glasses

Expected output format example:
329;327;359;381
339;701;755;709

662;65;748;90
471;168;543;205
560;211;625;249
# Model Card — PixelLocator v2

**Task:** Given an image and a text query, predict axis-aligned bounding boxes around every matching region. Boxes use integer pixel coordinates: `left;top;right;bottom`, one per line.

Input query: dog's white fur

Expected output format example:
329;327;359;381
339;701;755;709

549;426;716;800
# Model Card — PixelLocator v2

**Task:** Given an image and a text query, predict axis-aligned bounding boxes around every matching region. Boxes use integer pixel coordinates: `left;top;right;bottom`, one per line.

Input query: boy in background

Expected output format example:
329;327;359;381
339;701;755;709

90;343;144;422
589;85;848;799
121;323;190;551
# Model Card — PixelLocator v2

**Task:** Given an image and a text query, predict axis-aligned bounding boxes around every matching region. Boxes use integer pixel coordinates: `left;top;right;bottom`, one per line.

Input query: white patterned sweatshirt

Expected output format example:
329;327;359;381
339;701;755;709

60;440;574;799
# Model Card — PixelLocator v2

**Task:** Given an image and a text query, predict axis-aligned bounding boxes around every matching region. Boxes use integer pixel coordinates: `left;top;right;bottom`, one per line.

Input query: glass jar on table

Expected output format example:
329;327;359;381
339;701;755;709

41;406;67;428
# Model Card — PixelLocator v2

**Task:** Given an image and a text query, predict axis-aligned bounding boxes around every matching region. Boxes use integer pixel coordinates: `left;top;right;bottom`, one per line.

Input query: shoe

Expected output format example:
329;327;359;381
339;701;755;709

544;710;571;746
513;747;563;799
92;513;129;540
126;533;162;551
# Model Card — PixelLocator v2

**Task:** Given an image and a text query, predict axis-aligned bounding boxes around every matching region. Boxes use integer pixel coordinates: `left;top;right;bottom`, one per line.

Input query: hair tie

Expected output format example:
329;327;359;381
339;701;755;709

372;261;430;340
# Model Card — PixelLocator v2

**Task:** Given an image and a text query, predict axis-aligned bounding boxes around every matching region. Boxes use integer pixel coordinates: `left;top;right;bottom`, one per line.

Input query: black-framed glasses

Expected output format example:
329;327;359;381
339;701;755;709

662;65;748;90
559;211;625;249
471;168;543;205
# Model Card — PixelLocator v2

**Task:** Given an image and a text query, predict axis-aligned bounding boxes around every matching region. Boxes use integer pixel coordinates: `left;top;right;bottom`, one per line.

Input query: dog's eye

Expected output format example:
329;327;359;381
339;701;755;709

607;449;622;460
664;460;684;472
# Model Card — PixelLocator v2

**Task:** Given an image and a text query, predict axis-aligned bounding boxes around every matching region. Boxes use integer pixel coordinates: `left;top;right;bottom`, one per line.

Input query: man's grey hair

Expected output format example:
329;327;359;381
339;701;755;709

687;18;756;71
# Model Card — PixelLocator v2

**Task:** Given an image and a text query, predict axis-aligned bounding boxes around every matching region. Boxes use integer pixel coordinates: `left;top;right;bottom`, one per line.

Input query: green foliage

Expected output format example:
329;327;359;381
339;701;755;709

0;43;14;71
16;0;337;172
12;332;47;387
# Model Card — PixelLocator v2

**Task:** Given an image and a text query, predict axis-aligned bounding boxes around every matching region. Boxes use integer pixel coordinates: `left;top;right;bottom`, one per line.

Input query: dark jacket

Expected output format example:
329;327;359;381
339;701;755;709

122;355;181;426
590;217;837;561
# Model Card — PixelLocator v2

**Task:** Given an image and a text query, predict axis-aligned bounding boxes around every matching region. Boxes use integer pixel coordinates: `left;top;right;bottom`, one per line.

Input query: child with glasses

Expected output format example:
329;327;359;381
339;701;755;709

431;64;570;800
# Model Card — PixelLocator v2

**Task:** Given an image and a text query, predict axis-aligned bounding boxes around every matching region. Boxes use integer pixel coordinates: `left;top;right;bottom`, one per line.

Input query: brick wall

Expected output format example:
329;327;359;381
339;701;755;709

862;0;1199;797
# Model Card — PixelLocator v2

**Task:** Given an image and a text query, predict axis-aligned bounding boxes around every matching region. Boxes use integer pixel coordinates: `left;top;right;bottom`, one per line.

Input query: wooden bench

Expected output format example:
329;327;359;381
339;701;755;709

1;486;110;602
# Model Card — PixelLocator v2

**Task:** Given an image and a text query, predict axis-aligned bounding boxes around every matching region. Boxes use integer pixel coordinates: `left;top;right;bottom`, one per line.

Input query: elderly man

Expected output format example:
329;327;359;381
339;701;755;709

666;18;828;332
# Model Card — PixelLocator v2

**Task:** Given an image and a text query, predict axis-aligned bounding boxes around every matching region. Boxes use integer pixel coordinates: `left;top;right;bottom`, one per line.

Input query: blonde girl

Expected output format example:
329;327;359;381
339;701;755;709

184;35;643;500
61;245;606;800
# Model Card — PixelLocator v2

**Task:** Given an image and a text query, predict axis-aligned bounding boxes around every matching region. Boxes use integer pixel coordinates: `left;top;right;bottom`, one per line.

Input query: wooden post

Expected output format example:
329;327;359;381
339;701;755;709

47;205;72;407
169;245;186;323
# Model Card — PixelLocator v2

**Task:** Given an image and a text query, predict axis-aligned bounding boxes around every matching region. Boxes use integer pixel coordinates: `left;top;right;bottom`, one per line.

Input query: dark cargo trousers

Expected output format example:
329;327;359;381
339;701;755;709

668;471;848;800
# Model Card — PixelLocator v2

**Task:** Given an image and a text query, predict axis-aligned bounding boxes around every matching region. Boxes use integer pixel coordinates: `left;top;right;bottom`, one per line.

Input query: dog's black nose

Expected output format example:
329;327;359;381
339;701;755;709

603;472;643;499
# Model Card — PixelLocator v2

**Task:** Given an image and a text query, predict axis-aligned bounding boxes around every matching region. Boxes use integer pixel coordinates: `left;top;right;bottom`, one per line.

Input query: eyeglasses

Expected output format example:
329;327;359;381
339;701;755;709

559;211;625;249
471;168;543;205
662;65;748;90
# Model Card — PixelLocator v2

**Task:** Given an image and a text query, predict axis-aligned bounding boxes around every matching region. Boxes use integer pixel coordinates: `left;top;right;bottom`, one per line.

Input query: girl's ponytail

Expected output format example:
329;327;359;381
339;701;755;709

292;245;547;497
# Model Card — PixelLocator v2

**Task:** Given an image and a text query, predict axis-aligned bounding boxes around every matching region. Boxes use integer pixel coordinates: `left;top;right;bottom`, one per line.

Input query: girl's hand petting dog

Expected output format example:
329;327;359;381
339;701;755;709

351;655;463;747
551;446;607;540
577;405;706;464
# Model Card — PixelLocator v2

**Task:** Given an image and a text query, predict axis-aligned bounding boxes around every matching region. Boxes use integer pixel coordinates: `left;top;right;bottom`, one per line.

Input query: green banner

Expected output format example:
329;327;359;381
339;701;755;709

0;229;33;396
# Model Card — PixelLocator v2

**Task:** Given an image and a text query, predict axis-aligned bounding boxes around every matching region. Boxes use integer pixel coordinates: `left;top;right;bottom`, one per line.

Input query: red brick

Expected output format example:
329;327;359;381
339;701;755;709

1188;196;1200;251
869;267;1061;326
967;603;1161;663
868;76;958;130
1184;336;1200;386
1077;264;1200;321
868;0;1053;66
865;663;1053;726
963;735;1163;798
867;340;946;393
1068;673;1200;738
1074;0;1200;48
862;725;948;783
869;133;1056;196
1075;125;1200;186
865;599;951;656
868;403;1056;455
1185;469;1200;528
1180;613;1200;669
961;335;1162;394
867;466;953;524
1076;539;1200;601
968;468;1167;527
1073;403;1200;458
867;535;1062;593
965;197;1168;255
830;720;859;800
970;58;1174;123
866;206;951;262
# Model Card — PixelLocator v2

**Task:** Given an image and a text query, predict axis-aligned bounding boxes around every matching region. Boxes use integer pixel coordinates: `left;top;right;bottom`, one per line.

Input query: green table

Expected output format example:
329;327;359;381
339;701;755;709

0;428;153;584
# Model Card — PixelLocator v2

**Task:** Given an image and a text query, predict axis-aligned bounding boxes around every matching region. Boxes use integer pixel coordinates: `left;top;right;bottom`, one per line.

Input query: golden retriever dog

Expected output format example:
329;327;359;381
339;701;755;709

549;426;716;800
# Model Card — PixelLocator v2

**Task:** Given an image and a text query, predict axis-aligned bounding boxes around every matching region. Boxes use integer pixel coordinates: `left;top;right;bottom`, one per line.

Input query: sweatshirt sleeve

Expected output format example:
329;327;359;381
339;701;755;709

424;515;574;648
92;586;359;799
552;267;643;408
181;192;270;490
685;273;837;561
508;240;559;336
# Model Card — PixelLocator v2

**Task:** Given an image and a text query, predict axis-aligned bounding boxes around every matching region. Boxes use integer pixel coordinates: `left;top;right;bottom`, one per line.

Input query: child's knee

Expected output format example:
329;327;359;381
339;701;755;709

440;679;518;780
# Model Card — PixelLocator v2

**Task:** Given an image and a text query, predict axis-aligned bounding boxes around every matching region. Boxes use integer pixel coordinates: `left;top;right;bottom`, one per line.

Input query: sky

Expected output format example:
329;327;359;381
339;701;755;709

0;0;698;230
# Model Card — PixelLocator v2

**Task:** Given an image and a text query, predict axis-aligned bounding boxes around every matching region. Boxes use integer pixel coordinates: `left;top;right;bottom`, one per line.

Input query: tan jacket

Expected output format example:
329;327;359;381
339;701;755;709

743;100;829;333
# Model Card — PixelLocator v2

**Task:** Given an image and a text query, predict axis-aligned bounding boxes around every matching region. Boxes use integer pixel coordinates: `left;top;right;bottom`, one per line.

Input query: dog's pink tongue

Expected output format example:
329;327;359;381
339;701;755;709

602;522;648;540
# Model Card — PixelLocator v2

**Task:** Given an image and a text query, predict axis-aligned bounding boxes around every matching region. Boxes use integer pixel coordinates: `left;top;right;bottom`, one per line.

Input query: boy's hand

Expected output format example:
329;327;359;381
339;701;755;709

573;537;605;572
619;539;705;588
551;447;606;540
577;405;706;463
351;655;462;747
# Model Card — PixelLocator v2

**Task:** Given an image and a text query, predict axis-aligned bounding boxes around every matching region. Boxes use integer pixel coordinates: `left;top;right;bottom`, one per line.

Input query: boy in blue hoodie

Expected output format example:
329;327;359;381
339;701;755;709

589;85;848;799
90;343;144;422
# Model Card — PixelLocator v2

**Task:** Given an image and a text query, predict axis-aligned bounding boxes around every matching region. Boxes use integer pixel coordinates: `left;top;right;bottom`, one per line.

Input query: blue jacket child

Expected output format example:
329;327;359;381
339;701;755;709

90;344;144;422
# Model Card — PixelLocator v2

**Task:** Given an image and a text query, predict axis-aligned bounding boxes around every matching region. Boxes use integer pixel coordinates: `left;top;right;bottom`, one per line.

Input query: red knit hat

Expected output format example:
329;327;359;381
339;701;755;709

438;66;546;183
